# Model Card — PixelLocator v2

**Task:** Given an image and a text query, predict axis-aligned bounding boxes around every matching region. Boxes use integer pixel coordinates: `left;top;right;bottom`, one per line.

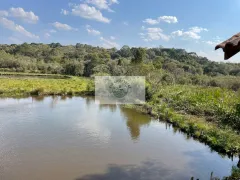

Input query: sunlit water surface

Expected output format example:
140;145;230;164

0;96;238;180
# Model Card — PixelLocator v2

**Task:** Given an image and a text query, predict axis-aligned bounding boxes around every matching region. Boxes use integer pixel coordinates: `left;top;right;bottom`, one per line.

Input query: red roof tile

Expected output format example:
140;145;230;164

215;32;240;60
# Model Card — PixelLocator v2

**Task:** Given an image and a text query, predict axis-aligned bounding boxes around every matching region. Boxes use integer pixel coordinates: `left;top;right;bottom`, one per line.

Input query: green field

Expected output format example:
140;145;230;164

0;73;93;97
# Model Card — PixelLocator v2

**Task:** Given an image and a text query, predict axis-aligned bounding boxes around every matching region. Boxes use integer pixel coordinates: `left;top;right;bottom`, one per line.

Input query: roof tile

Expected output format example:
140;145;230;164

215;32;240;60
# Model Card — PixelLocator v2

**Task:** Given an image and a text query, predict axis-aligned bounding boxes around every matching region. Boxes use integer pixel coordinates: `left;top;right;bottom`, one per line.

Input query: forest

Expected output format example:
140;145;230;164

0;43;240;90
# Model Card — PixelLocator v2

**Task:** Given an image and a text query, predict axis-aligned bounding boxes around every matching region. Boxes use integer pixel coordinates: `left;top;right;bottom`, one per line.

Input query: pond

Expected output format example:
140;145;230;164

0;96;238;180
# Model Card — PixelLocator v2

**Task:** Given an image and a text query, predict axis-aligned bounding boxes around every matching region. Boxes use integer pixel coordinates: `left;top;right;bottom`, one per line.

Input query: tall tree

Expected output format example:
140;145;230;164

131;48;145;64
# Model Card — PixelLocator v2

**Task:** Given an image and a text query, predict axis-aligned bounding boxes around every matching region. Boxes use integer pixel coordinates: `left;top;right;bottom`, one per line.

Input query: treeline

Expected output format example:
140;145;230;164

0;43;240;90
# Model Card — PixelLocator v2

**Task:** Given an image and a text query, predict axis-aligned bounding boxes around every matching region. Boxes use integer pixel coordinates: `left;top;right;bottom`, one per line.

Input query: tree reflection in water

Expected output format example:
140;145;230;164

32;96;45;102
120;107;151;140
99;104;117;113
84;96;151;141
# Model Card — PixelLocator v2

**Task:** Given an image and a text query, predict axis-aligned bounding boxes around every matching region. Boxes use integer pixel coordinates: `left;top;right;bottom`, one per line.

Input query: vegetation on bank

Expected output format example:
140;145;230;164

149;85;240;132
190;166;240;180
224;166;240;180
0;75;92;97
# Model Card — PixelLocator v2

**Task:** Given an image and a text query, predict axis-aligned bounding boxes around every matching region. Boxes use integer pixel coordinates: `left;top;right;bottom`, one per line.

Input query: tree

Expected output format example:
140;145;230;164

119;45;132;58
83;53;102;77
64;60;84;76
146;49;156;59
93;64;110;75
49;43;62;48
153;56;164;69
163;62;178;72
131;48;145;64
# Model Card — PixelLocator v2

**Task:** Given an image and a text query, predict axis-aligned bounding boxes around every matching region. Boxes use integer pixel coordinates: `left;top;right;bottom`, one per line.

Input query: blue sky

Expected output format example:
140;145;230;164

0;0;239;62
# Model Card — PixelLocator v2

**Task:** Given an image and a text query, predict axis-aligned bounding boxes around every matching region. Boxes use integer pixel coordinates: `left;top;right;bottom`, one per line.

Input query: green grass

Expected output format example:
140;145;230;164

224;166;240;180
0;74;93;97
124;85;240;155
150;85;240;131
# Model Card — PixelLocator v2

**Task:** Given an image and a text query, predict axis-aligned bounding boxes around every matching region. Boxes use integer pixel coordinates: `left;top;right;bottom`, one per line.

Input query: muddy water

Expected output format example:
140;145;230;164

0;96;238;180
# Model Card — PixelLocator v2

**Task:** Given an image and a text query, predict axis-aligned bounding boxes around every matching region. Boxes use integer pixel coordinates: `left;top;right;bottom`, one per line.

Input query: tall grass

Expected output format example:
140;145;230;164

0;75;91;97
150;85;240;131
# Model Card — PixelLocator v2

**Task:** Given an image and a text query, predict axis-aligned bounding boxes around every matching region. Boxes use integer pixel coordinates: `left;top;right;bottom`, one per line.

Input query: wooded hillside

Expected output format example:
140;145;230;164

0;43;240;90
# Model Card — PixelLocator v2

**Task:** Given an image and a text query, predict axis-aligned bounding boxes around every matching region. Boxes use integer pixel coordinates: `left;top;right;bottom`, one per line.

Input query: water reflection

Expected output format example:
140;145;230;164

0;96;238;180
120;107;151;140
83;97;151;141
85;96;94;107
238;156;240;168
76;160;187;180
32;96;71;109
99;104;117;113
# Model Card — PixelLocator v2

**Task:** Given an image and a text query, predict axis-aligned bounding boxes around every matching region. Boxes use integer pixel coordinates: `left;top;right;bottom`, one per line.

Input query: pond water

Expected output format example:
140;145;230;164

0;96;238;180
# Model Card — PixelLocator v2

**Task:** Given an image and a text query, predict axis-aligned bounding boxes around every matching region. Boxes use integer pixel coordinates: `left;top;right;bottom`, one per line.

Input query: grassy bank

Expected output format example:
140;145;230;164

125;85;240;156
0;74;93;97
125;103;240;156
150;85;240;132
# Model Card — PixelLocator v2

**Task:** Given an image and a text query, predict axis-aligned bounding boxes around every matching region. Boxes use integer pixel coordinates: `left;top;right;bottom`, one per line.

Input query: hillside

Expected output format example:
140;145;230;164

0;43;240;91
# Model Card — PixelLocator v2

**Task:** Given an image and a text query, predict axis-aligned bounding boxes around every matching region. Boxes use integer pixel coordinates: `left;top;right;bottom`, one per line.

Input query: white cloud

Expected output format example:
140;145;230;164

100;36;119;48
158;16;178;23
0;10;8;17
44;33;51;38
183;31;201;39
143;16;178;25
9;7;39;24
110;36;115;40
203;38;221;46
147;28;162;33
86;0;109;9
86;25;101;35
109;0;119;5
171;26;208;40
171;30;183;36
143;18;159;25
61;9;69;15
71;4;111;23
0;17;39;39
52;22;78;31
140;27;170;42
189;26;208;33
84;0;119;12
44;29;57;38
204;41;216;45
86;0;112;12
